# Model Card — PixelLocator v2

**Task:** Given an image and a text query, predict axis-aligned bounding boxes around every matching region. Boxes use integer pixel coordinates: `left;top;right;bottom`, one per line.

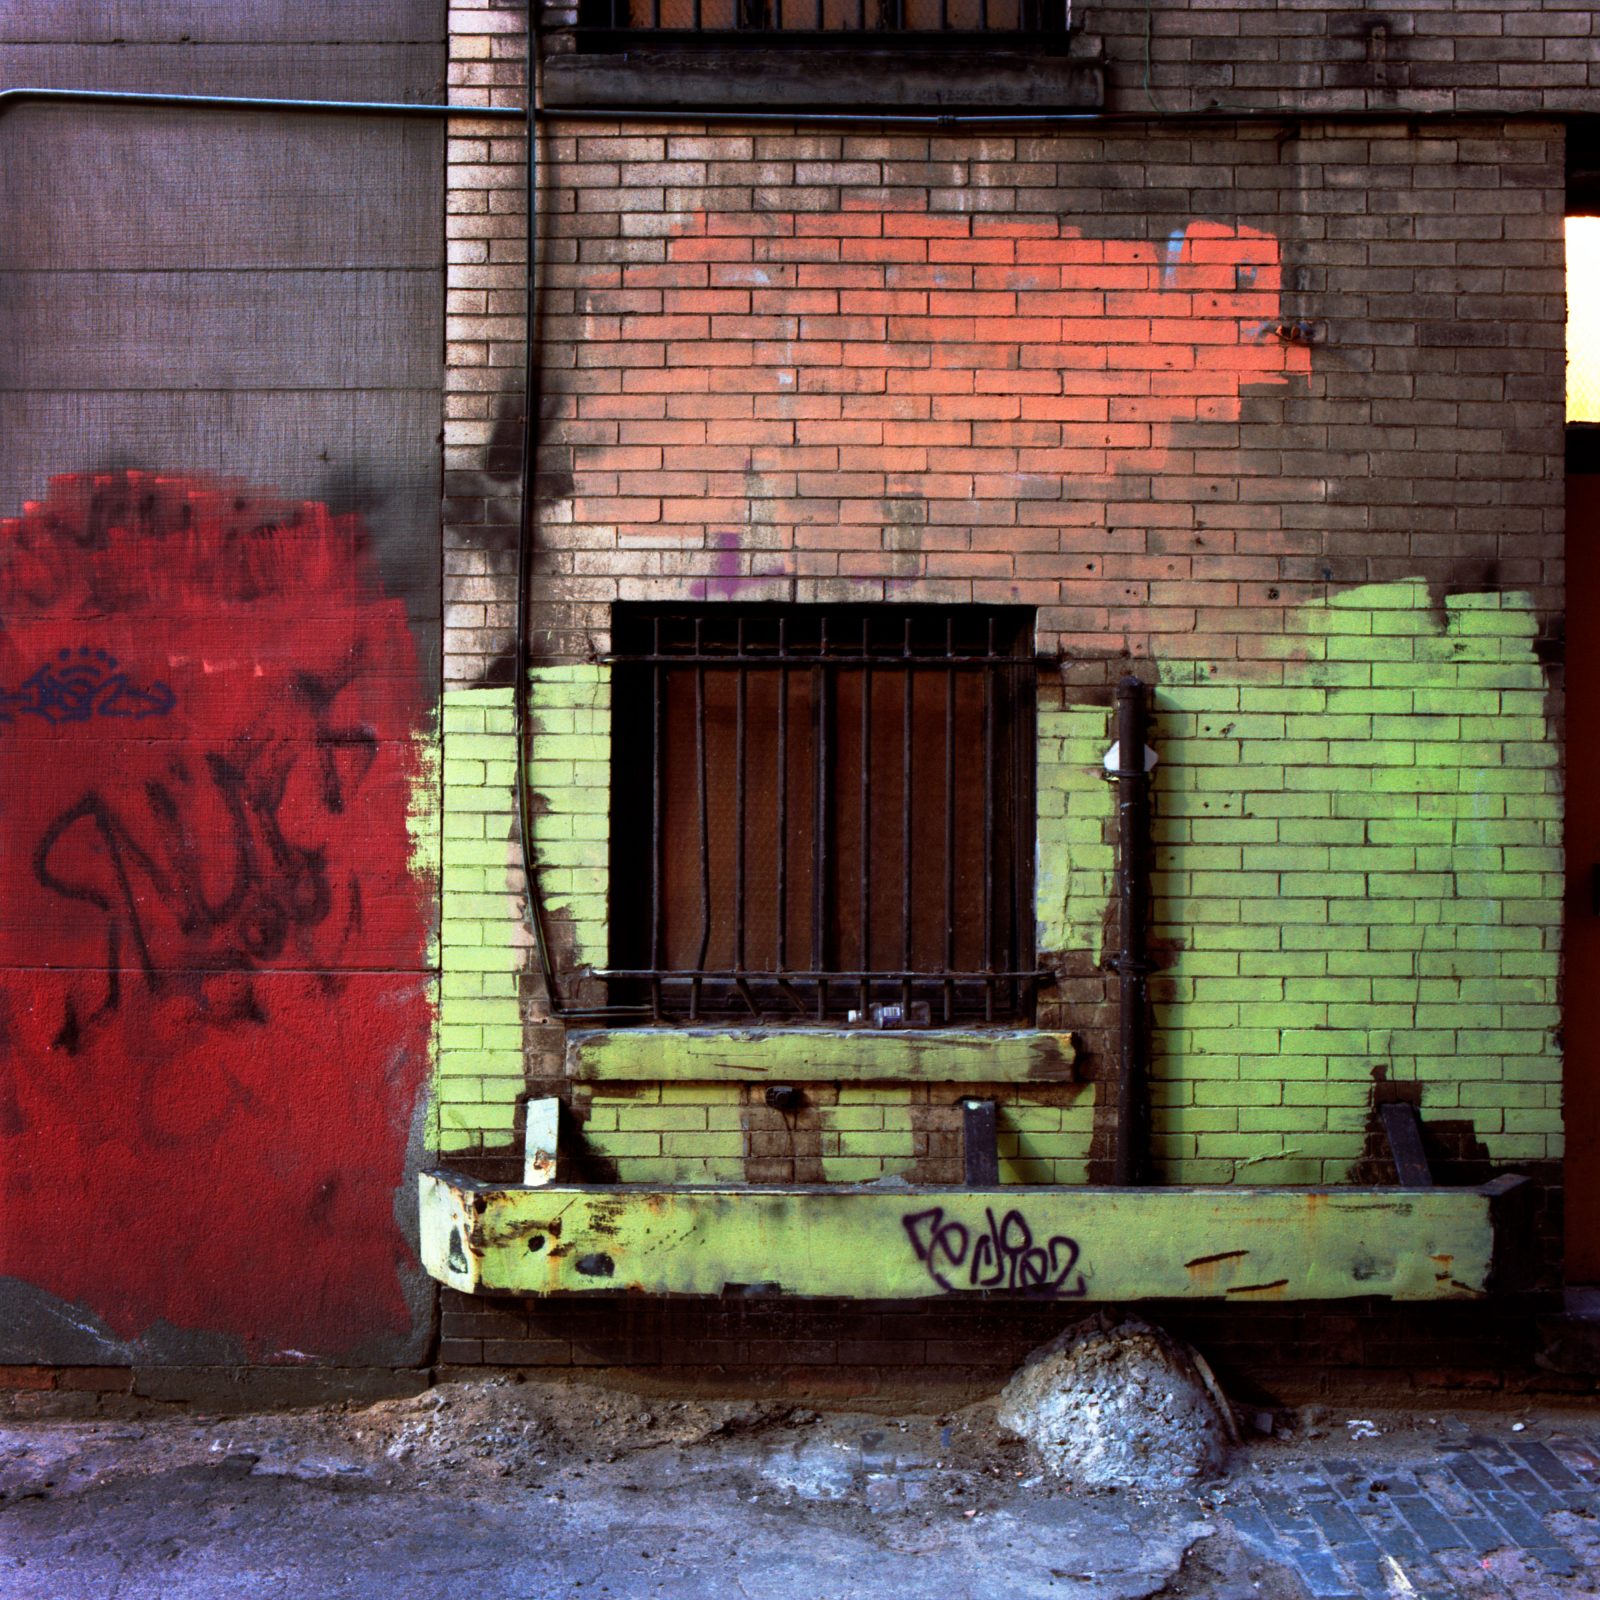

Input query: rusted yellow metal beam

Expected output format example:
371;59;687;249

420;1173;1528;1302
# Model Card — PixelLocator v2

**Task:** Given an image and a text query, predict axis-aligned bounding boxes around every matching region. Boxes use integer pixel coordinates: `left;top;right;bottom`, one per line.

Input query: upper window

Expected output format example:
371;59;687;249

577;0;1070;40
607;604;1037;1025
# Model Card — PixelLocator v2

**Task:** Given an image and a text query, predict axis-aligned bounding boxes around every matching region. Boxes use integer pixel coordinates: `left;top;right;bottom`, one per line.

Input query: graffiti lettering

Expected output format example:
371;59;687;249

0;648;175;724
32;722;366;1053
903;1206;1087;1299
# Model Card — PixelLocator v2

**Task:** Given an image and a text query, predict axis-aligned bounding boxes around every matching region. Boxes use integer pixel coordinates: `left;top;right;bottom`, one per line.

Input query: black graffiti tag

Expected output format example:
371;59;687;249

903;1205;1087;1299
31;732;365;1055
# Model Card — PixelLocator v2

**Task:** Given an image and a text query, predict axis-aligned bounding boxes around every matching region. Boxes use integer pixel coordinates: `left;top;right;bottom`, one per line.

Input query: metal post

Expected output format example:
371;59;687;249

1111;675;1151;1187
962;1098;999;1186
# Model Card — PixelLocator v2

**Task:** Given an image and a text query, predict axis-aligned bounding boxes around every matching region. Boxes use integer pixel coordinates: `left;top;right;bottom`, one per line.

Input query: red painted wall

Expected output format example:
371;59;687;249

0;473;434;1359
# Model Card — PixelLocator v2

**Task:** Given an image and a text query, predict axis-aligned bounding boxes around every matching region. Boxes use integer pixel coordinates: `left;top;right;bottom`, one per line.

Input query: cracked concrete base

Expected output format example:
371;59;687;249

12;1381;1599;1599
0;1466;1238;1600
0;1381;1293;1600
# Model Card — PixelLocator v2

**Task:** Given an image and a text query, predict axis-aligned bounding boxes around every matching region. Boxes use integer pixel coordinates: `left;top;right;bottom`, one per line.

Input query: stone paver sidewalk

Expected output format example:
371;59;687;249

1218;1424;1600;1598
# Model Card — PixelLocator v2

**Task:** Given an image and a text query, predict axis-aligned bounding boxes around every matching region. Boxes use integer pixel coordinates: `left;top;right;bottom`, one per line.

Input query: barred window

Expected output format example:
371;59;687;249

577;0;1070;37
606;604;1037;1024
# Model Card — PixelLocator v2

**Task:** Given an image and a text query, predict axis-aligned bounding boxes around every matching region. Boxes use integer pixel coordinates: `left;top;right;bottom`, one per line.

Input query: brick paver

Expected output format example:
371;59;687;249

1222;1428;1600;1597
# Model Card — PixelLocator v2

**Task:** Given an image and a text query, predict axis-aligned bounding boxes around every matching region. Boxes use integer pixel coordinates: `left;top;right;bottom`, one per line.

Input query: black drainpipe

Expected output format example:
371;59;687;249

0;86;526;120
1110;675;1153;1186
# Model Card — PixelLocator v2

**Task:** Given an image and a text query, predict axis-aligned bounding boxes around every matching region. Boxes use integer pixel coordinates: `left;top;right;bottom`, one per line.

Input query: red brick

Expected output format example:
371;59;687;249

0;1366;56;1390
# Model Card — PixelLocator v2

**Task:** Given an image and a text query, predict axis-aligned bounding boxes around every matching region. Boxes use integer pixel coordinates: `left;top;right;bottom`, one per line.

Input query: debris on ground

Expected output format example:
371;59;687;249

6;1381;1600;1598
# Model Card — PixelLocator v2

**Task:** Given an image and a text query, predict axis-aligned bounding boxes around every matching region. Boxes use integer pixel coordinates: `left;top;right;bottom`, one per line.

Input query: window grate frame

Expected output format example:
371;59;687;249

604;603;1042;1026
574;0;1071;44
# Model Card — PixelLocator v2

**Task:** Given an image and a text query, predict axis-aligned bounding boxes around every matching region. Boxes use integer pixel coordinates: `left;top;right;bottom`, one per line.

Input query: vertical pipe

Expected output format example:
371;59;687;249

735;621;747;980
943;620;956;1023
693;621;710;1019
814;617;829;1020
859;619;872;1015
981;620;995;1021
777;623;788;976
901;619;913;1017
1112;674;1151;1187
650;618;664;1021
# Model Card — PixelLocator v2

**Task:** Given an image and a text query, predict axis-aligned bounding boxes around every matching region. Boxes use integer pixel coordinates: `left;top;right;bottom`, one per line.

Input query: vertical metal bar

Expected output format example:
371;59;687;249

1010;656;1026;1019
814;615;829;1020
1017;649;1037;1020
650;619;664;1022
777;623;788;977
859;618;872;1016
901;617;913;1018
981;616;994;1022
943;618;956;1024
1112;674;1152;1187
693;619;710;1020
735;619;747;980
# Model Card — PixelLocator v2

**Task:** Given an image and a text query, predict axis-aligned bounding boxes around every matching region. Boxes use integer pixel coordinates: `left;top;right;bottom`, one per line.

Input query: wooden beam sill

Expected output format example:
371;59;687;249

564;1026;1076;1083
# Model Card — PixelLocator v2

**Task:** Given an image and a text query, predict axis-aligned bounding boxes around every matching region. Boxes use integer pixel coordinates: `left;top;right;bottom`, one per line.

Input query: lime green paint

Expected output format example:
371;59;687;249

1146;582;1561;1181
1035;695;1114;954
419;1171;1525;1301
434;580;1559;1182
433;686;528;1156
526;664;609;969
565;1028;1075;1082
578;1085;1092;1185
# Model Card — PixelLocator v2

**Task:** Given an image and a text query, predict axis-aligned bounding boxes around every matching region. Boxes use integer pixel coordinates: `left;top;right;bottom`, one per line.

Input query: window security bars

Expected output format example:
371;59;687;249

606;605;1039;1025
577;0;1070;39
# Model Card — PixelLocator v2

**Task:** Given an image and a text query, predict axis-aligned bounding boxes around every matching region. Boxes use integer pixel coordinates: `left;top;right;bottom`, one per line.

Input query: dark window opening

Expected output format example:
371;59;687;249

607;604;1038;1024
575;0;1071;43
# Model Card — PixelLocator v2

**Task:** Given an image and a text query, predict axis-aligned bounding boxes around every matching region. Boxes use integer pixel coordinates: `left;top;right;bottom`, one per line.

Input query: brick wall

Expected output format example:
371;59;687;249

435;1289;1579;1406
428;0;1580;1383
437;90;1565;1160
1085;0;1599;115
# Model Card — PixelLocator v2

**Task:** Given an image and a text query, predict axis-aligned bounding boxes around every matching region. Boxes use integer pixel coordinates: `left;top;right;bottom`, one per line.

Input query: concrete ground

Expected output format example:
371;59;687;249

2;1379;1599;1599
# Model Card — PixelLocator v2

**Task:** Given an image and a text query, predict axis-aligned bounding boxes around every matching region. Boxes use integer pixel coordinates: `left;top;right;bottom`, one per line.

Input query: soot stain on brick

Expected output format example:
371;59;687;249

1326;11;1411;95
740;1097;825;1186
1421;561;1503;632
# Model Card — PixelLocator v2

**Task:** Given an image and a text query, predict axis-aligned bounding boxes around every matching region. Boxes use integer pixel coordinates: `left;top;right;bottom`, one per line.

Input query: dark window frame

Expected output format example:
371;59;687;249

574;0;1072;48
606;603;1040;1025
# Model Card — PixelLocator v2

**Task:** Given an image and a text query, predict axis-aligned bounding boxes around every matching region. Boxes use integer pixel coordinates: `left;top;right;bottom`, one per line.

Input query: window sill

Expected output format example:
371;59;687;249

541;44;1103;112
564;1025;1075;1082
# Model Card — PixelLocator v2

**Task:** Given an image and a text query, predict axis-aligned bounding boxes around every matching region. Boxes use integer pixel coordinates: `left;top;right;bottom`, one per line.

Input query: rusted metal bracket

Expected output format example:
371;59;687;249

1379;1102;1434;1188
